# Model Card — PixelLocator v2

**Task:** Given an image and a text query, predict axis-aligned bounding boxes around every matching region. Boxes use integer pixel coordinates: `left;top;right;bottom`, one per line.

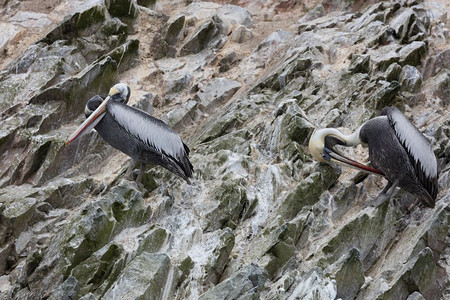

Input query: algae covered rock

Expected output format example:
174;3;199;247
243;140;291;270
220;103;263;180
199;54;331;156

279;163;341;220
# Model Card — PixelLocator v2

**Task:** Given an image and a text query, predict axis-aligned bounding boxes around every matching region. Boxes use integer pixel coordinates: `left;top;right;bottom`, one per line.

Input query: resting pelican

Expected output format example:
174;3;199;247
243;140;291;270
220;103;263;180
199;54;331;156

66;83;193;183
309;107;438;207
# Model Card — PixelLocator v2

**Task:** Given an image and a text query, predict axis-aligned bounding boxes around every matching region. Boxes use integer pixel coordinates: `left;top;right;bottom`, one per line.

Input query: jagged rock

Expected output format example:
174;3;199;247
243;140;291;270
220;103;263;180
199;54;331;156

297;4;325;24
216;5;253;34
102;252;172;299
199;264;267;300
136;0;156;8
230;25;253;43
203;228;235;285
369;45;400;71
179;16;226;56
199;129;251;155
335;249;365;300
152;14;186;59
287;269;337;299
163;71;192;95
399;65;422;93
398;41;427;66
1;0;449;299
205;179;249;231
423;49;450;79
164;100;198;128
349;54;370;74
385;62;402;81
49;276;80;300
40;3;106;44
279;163;341;220
0;23;22;53
105;0;138;19
390;8;416;43
70;243;124;296
431;71;450;106
218;49;238;72
195;78;241;113
29;56;118;120
367;80;401;109
407;291;426;300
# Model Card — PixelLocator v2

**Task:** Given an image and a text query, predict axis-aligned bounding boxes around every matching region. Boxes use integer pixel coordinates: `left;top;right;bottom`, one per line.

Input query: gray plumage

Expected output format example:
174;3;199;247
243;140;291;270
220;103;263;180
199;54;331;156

85;94;193;182
359;107;438;207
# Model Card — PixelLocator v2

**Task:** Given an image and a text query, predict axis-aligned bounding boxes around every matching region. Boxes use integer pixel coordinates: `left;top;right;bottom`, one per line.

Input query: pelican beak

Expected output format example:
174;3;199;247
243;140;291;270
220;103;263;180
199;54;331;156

323;145;384;176
65;96;110;146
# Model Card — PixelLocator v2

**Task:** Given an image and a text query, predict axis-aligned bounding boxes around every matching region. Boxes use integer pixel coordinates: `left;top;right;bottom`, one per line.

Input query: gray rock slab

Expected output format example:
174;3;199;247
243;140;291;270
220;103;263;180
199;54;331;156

102;252;171;299
195;78;241;112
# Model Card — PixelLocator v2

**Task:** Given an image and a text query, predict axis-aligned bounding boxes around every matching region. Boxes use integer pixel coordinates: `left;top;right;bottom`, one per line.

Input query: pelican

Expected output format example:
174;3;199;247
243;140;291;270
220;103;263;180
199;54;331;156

309;107;438;207
66;83;194;183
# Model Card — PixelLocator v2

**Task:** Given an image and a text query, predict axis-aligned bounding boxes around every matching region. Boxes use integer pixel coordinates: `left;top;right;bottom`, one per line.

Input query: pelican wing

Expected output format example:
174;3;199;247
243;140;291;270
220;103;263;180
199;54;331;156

108;101;189;164
382;107;438;199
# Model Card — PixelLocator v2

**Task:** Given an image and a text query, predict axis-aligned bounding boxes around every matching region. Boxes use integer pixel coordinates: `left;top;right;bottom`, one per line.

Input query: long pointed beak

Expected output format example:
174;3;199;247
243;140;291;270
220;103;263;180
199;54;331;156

65;97;110;146
324;146;384;176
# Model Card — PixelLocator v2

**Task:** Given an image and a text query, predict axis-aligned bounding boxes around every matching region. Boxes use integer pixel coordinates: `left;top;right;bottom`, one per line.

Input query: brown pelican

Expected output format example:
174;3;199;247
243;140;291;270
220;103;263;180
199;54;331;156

309;107;438;207
66;83;193;183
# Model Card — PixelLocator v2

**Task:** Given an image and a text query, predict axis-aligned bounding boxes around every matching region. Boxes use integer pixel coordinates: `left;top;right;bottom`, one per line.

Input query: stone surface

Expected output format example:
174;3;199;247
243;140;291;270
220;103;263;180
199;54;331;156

102;252;172;299
399;65;422;93
0;0;449;299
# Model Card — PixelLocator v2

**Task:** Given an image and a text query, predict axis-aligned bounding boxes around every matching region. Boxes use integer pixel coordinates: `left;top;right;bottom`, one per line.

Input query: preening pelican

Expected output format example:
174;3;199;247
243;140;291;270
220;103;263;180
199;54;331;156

66;83;194;183
309;107;438;207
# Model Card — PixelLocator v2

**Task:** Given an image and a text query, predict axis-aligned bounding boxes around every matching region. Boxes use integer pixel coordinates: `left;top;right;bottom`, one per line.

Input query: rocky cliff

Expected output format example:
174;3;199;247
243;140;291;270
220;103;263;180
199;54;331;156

0;0;449;299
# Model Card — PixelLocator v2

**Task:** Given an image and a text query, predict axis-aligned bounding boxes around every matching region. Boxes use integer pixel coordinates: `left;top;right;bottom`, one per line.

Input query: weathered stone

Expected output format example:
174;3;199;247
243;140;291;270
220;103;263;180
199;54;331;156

349;54;370;74
105;0;138;19
369;45;400;71
385;62;402;81
399;65;422;93
0;23;22;53
218;50;238;72
199;264;267;300
164;14;185;46
29;56;118;121
390;8;416;43
195;78;241;113
279;163;341;220
203;228;235;285
398;41;427;66
407;291;426;300
205;179;249;231
216;5;253;34
368;80;401;109
10;11;52;28
70;243;123;296
179;16;225;56
164;100;198;128
137;0;156;8
49;276;80;300
431;71;450;106
40;3;106;44
102;252;172;299
200;129;250;155
335;249;365;300
230;25;253;43
423;49;450;80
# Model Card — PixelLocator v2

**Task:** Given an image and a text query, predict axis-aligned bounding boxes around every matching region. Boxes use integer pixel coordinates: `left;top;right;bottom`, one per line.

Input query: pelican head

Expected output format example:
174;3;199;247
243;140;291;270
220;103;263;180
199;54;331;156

66;83;131;145
308;127;384;176
109;83;131;104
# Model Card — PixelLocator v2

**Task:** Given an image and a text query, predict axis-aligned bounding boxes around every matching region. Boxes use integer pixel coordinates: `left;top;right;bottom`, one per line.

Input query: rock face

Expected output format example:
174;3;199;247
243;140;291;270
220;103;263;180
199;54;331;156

0;0;449;299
